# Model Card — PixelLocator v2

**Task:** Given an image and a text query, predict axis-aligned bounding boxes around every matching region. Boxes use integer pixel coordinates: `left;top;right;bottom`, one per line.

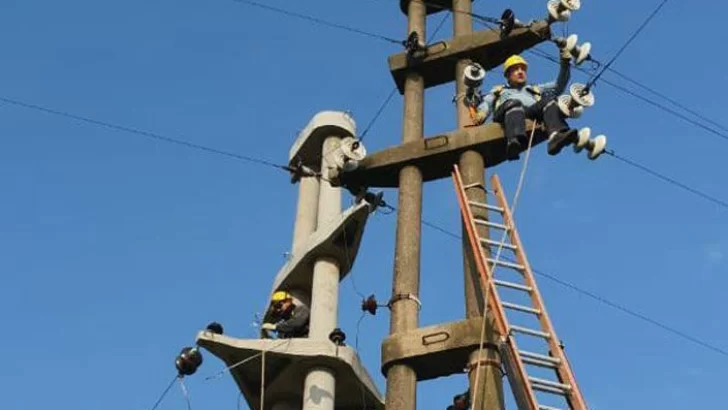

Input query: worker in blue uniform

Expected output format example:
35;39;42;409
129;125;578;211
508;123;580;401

474;47;578;161
261;291;310;339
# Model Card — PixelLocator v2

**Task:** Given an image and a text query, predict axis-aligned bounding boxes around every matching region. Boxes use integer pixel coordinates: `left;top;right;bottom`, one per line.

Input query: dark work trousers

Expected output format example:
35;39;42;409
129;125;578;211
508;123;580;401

492;97;568;144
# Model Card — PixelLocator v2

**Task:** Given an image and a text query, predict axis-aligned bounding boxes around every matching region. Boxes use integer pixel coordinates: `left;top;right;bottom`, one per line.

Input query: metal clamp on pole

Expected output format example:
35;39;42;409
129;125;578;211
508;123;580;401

388;293;422;311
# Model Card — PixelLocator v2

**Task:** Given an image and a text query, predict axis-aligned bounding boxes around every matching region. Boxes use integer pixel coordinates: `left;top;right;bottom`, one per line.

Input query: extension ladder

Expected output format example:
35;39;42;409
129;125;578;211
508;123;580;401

452;165;588;410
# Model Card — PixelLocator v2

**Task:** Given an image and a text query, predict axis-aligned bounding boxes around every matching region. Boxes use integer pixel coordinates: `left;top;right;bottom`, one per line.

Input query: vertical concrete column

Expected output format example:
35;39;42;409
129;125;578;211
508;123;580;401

302;135;342;410
292;176;321;255
384;2;425;410
454;1;505;407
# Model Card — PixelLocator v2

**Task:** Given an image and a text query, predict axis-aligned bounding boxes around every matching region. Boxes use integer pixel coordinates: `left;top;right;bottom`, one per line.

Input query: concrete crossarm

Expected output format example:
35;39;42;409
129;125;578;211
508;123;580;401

337;120;545;190
196;332;385;410
388;20;551;93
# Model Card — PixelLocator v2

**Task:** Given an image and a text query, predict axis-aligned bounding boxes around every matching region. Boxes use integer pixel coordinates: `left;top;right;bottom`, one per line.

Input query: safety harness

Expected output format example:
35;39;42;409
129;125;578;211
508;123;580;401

491;84;542;111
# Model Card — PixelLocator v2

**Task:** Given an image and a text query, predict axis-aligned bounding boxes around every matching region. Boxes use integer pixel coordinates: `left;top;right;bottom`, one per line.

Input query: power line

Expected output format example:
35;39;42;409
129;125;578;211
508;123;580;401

232;0;403;45
585;0;670;90
605;149;728;210
149;375;180;410
0;96;292;172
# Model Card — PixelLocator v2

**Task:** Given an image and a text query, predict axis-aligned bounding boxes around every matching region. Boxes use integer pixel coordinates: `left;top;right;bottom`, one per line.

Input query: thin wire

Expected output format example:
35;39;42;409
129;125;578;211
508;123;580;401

148;375;179;410
585;0;669;90
0;96;292;170
359;11;451;141
407;215;728;358
232;0;402;45
605;150;728;210
607;67;728;133
179;378;193;410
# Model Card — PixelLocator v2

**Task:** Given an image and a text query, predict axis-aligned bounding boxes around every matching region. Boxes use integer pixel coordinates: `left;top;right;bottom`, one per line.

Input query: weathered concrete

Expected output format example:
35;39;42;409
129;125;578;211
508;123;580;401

303;135;344;410
384;1;425;410
196;333;384;410
453;0;503;408
380;317;499;381
338;121;545;189
388;21;551;93
292;176;320;255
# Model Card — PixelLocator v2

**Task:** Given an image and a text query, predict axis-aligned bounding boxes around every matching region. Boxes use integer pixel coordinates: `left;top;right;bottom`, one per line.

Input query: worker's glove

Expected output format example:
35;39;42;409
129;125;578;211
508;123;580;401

261;323;277;331
559;46;572;61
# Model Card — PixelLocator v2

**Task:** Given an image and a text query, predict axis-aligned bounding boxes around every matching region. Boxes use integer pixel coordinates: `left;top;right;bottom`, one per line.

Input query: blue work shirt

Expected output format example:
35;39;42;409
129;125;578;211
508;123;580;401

477;59;571;120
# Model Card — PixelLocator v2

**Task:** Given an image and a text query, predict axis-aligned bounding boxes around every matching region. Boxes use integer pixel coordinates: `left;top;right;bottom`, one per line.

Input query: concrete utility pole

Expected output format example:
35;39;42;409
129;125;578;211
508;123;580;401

303;135;344;410
385;0;426;409
453;0;504;408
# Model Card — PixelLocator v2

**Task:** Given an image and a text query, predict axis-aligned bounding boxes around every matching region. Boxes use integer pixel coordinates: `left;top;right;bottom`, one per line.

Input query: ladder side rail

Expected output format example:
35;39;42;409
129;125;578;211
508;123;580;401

452;165;508;334
490;174;588;410
452;165;539;410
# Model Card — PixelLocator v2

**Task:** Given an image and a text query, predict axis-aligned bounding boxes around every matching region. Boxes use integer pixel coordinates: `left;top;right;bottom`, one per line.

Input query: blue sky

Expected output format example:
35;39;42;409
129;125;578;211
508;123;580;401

1;0;726;409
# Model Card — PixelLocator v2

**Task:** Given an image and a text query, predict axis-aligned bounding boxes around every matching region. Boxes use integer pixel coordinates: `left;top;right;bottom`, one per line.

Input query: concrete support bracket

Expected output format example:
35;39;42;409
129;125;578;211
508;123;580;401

380;317;500;381
388;22;551;93
196;333;384;410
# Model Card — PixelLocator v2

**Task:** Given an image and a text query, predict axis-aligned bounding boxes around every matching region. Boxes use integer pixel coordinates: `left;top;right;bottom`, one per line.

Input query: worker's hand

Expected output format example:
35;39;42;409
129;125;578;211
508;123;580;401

261;323;277;331
559;46;572;61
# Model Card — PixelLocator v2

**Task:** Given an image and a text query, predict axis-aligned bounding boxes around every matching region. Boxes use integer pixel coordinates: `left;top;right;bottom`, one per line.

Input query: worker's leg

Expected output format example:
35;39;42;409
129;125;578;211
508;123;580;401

493;99;525;160
526;98;578;156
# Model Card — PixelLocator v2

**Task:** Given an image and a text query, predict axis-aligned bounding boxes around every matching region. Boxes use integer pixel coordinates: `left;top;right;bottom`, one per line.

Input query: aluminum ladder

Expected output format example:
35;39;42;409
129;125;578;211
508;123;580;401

452;164;588;410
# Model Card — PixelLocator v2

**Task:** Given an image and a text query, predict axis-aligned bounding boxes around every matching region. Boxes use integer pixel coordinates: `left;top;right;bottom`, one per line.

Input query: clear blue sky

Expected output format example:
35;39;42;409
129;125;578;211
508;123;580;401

1;0;726;409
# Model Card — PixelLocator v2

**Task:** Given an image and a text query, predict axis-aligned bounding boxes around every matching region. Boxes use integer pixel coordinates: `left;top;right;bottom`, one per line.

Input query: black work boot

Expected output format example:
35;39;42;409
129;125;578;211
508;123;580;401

547;129;578;156
506;139;522;161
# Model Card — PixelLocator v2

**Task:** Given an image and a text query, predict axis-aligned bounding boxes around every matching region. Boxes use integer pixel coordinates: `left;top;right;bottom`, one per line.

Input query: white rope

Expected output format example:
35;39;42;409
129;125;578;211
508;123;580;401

260;346;267;410
470;121;538;409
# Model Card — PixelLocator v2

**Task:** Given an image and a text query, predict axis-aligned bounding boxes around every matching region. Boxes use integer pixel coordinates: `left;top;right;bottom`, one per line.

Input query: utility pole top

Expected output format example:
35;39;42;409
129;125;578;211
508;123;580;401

398;0;479;16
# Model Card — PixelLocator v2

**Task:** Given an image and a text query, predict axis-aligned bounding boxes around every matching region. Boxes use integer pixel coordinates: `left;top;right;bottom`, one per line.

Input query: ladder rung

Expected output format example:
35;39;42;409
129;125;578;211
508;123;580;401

510;325;550;339
502;301;541;315
531;382;568;395
493;279;532;292
529;376;572;393
479;237;517;251
473;218;509;231
463;182;489;192
522;356;560;369
486;258;525;271
539;405;565;410
468;200;504;213
519;350;561;365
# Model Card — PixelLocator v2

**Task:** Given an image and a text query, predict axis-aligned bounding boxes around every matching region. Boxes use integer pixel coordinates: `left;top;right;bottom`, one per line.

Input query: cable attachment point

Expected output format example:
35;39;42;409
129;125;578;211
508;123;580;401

328;328;347;346
285;157;318;184
205;322;224;335
361;294;389;315
463;63;486;106
557;83;595;118
175;346;203;377
546;0;581;24
499;9;516;37
553;34;593;66
354;188;388;213
403;31;427;60
388;293;422;310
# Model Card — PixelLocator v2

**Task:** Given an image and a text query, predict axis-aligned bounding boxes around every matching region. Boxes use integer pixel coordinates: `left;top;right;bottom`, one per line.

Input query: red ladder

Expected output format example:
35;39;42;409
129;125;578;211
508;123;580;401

452;164;588;410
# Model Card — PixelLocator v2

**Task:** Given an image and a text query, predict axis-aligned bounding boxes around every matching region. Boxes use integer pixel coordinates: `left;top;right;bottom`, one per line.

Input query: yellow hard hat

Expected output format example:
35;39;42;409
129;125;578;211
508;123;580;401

503;55;528;76
271;291;290;302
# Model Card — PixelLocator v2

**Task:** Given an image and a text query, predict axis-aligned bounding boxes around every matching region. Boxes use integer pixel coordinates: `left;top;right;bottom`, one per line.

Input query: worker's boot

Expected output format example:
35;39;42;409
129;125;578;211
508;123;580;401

506;138;522;160
547;128;578;155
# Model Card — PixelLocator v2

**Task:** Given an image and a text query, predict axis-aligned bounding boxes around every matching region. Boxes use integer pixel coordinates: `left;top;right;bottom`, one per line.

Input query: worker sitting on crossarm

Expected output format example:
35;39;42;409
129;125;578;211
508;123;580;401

446;389;470;410
474;46;577;161
261;291;310;339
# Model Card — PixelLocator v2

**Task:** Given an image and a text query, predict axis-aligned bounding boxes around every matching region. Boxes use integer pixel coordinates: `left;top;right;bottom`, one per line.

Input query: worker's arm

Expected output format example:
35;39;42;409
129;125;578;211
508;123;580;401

275;304;310;334
473;92;495;124
540;49;572;98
